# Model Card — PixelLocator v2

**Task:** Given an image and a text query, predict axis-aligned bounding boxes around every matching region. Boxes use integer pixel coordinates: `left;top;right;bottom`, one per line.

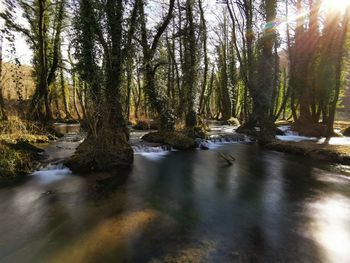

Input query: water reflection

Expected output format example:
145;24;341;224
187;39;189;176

0;144;350;262
308;194;350;263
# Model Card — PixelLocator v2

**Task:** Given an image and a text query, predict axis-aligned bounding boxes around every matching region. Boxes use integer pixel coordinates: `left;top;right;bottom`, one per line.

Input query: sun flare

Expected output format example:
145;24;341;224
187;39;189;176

321;0;350;12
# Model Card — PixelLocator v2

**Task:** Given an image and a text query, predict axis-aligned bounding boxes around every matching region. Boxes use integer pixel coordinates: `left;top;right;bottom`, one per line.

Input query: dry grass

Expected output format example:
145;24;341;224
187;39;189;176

334;121;350;130
0;115;49;185
0;142;39;185
0;115;51;143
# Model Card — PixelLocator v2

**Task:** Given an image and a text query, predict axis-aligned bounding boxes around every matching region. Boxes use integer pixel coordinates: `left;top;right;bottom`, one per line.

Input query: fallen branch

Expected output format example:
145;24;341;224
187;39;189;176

218;152;236;165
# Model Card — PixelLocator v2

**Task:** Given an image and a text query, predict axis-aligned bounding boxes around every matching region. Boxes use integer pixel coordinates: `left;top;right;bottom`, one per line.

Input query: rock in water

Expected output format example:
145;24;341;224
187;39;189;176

142;132;196;150
195;138;210;150
200;143;209;150
66;130;133;174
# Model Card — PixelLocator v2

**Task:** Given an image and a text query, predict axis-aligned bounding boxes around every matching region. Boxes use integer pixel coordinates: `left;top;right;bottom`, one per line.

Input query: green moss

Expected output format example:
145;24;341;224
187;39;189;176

142;132;197;150
185;126;206;139
66;130;134;174
227;117;240;126
0;116;59;143
0;133;51;143
0;141;42;186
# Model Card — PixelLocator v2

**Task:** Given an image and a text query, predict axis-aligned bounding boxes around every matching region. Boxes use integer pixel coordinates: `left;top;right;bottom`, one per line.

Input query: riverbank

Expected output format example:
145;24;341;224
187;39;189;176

266;140;350;165
0;141;44;186
0;117;65;186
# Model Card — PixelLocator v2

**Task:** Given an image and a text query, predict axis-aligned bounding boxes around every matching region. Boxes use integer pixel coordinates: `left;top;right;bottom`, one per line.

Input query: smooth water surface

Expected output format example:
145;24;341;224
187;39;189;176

0;142;350;262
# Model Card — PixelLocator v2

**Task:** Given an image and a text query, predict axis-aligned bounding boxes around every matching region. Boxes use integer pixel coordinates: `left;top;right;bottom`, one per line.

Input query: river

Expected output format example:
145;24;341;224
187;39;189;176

0;124;349;263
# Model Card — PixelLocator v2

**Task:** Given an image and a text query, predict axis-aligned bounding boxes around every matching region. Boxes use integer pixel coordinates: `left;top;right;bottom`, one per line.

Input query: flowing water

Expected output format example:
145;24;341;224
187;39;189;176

0;125;350;263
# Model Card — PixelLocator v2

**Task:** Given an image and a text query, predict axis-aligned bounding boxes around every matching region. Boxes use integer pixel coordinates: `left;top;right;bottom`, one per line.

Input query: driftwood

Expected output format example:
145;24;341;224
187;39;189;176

218;152;236;165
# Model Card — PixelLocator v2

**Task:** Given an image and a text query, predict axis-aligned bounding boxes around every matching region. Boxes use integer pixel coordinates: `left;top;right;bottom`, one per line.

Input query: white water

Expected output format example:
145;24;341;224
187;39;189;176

32;164;72;184
276;125;350;146
133;145;173;160
208;125;237;134
276;135;318;142
317;137;350;146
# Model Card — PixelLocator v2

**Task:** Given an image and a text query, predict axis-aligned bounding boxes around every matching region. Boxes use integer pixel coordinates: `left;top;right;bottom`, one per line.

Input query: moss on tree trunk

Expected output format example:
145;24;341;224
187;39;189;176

66;129;133;174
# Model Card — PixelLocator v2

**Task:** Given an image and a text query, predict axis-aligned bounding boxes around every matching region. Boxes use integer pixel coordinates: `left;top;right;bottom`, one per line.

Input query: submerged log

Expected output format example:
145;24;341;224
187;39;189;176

218;152;236;165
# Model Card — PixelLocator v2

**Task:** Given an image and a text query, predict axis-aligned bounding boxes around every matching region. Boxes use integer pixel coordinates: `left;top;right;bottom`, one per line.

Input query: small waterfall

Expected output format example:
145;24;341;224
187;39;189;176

132;144;172;160
196;133;251;150
32;164;72;184
208;133;250;143
276;125;318;142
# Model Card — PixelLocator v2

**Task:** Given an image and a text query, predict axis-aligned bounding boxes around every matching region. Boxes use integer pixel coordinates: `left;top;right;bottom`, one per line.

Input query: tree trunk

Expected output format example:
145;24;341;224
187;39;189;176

0;36;7;120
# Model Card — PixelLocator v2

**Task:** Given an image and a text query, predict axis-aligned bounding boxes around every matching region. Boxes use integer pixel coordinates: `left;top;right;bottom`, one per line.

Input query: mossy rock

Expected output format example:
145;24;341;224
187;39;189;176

236;124;259;137
292;122;327;137
227;117;240;126
66;130;134;174
142;131;196;150
0;141;42;186
342;127;350;136
236;121;282;144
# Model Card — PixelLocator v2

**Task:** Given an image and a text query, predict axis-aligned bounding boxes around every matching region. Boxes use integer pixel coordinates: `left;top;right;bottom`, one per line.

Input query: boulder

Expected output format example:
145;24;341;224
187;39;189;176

142;131;197;150
227;117;240;126
195;138;210;150
292;122;327;137
199;142;209;150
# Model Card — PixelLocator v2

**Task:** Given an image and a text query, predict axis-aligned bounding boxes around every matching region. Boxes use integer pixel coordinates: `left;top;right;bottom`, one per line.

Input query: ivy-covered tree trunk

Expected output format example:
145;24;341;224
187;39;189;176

67;0;134;173
183;0;198;128
253;0;278;140
198;0;208;115
104;0;128;134
59;59;71;119
138;0;175;131
34;0;52;121
0;37;7;120
216;16;231;121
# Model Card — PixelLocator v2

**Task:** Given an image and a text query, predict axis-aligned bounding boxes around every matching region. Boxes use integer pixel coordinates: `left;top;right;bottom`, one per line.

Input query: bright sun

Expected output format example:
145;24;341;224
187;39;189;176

321;0;350;12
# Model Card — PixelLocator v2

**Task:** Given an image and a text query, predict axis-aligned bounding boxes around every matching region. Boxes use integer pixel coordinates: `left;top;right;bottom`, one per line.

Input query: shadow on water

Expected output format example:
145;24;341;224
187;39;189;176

0;142;350;262
86;169;132;201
